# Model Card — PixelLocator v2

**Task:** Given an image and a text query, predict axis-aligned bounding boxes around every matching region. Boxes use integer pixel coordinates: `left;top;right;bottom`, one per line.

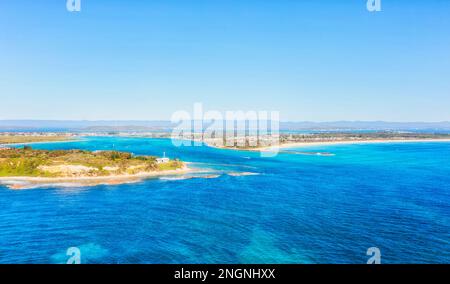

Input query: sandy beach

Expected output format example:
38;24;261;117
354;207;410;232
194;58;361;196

250;138;450;151
204;138;450;152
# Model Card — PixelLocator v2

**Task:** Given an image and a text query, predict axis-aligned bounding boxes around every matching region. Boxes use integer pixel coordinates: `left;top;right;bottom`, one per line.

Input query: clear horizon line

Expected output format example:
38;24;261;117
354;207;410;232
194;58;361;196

1;119;450;123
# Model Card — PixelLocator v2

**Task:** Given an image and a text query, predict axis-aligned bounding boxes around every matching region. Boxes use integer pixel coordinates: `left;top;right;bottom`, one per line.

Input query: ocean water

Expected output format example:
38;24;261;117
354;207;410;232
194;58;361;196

0;137;449;263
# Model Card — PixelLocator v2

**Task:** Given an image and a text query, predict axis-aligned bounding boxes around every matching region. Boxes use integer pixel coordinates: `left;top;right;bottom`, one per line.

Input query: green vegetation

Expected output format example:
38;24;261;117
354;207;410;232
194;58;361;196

279;132;450;144
0;147;184;178
157;160;183;171
0;135;74;144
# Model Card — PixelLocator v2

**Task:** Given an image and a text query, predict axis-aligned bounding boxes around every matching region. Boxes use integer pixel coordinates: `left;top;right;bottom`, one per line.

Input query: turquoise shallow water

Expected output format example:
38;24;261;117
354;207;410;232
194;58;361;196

0;137;449;263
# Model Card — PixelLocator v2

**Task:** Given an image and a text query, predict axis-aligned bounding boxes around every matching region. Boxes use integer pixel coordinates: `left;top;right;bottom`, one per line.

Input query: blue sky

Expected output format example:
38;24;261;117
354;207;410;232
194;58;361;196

0;0;449;121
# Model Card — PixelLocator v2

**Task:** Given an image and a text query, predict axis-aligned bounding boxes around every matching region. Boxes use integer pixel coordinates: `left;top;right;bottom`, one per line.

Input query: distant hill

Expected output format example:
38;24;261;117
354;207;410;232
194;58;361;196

0;120;173;132
1;120;450;132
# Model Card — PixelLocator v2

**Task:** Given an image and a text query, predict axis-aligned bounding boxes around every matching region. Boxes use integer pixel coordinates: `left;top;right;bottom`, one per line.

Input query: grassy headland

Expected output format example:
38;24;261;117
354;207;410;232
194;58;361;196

0;147;184;178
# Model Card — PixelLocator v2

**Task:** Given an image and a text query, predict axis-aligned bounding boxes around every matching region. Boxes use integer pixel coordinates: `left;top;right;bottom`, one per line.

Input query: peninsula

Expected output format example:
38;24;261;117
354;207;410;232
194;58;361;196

0;147;187;189
0;134;76;145
187;132;450;151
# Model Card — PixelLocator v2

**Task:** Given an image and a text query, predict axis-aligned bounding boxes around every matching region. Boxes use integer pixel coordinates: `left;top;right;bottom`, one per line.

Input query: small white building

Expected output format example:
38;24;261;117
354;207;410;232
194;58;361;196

156;152;170;164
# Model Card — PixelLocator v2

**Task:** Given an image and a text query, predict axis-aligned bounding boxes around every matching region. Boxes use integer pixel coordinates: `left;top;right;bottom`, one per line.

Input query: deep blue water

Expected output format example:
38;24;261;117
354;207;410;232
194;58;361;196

0;137;449;263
